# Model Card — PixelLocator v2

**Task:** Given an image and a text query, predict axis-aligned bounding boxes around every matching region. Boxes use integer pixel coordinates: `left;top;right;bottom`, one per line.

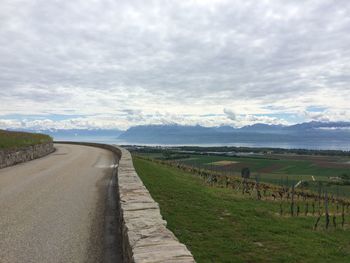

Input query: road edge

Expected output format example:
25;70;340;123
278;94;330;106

55;141;195;263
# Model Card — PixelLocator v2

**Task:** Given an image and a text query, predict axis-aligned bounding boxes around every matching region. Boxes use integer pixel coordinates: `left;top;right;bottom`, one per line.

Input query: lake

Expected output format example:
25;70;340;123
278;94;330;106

53;135;350;151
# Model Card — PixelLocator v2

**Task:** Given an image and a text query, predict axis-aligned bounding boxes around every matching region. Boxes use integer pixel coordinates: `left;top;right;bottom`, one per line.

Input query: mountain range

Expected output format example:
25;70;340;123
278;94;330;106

9;121;350;149
118;121;350;146
8;128;124;139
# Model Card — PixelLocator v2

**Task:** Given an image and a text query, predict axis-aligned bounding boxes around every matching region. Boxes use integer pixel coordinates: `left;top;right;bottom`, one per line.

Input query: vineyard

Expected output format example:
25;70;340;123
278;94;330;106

133;155;350;262
134;154;350;230
130;146;350;199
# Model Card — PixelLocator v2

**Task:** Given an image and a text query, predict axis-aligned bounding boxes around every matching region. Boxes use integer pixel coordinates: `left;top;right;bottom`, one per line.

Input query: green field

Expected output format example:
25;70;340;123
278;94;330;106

0;130;52;150
136;150;350;197
178;154;350;177
133;156;350;263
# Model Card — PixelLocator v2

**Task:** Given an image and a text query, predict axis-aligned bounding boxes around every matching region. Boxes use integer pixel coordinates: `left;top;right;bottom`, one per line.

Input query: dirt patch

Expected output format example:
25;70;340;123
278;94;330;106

271;154;339;162
212;163;247;173
210;160;239;166
258;163;285;173
311;160;350;169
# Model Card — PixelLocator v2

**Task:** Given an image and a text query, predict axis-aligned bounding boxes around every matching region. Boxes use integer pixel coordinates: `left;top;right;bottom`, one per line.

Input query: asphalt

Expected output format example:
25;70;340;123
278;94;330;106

0;143;122;263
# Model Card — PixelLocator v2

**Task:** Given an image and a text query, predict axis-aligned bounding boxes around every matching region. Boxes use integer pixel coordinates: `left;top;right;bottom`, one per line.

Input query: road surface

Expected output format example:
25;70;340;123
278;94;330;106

0;144;122;263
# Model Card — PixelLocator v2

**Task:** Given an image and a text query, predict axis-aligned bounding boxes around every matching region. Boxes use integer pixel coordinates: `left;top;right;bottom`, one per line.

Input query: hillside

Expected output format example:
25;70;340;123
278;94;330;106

0;130;52;149
133;156;350;262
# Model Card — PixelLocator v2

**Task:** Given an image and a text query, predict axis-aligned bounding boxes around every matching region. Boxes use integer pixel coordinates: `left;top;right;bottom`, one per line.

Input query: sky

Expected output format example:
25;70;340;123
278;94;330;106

0;0;349;130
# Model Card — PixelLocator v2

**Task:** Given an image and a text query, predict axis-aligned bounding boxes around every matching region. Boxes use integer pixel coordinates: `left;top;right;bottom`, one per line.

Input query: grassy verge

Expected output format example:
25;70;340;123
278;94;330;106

0;130;52;150
133;156;350;263
138;151;350;198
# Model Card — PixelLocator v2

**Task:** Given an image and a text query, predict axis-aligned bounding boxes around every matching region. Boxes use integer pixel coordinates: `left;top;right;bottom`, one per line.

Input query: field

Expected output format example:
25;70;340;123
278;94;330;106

133;156;350;263
0;130;53;150
132;147;350;198
173;154;350;178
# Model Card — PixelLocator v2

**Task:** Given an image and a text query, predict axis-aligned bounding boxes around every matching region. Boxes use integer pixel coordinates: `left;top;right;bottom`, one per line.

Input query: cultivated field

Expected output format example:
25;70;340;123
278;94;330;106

131;147;350;198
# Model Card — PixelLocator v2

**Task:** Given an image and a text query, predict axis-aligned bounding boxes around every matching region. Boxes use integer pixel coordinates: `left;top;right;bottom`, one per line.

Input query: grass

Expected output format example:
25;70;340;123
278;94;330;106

133;156;350;263
178;154;350;178
138;151;350;198
0;130;52;150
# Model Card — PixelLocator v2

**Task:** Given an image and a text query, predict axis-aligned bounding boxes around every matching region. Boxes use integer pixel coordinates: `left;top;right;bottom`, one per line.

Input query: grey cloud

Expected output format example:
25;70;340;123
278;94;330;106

0;0;350;128
223;108;237;121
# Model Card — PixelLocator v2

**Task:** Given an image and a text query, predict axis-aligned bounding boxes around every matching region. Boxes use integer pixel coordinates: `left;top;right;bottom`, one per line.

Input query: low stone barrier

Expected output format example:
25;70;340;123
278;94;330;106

0;142;55;169
117;147;195;262
55;142;195;262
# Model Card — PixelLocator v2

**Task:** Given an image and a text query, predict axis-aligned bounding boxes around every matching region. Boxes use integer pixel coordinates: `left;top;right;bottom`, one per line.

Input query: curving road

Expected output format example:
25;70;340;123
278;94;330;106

0;144;122;263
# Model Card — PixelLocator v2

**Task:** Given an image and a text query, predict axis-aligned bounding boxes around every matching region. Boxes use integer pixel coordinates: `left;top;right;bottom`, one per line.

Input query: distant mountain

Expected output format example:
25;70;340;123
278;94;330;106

118;122;350;148
46;128;124;138
239;123;286;133
118;124;215;143
8;121;350;150
8;128;123;139
288;121;350;131
237;121;350;133
213;125;237;133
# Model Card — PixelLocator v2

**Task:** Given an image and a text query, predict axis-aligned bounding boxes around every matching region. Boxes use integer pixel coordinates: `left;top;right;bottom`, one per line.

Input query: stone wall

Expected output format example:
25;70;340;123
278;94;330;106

117;147;195;263
0;142;55;169
55;142;195;262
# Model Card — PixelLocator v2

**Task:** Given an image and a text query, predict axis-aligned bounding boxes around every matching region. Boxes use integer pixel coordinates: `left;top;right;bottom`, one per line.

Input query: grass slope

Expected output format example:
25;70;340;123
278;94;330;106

0;130;52;150
133;157;350;263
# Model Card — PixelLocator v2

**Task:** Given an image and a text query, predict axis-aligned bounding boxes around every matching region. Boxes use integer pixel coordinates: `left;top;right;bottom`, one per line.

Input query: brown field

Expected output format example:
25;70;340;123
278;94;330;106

312;160;350;169
258;163;285;173
210;160;239;166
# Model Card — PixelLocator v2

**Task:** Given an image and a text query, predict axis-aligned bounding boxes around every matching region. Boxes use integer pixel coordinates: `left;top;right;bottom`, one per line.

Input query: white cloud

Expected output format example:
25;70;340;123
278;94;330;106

0;119;22;130
223;109;289;127
303;109;350;123
0;0;349;129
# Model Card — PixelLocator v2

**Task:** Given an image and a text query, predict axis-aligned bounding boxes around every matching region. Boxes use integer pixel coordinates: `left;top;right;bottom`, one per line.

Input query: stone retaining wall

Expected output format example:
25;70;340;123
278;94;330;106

55;142;195;262
117;147;195;263
0;142;55;169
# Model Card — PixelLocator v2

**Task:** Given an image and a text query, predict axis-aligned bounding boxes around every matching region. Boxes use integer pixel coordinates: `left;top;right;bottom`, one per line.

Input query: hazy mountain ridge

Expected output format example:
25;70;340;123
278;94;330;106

118;121;350;144
10;121;350;146
7;128;124;138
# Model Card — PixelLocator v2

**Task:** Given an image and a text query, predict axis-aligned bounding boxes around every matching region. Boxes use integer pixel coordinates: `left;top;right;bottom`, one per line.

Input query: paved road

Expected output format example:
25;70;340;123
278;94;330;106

0;144;122;263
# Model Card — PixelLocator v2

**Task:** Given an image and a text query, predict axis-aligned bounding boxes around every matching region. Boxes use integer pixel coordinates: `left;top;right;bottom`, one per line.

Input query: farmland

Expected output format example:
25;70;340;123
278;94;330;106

0;130;53;150
133;156;350;262
129;146;350;198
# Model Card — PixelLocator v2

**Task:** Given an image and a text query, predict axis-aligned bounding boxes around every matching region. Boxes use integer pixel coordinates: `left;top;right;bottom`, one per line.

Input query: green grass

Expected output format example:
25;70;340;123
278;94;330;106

0;130;52;150
133;156;350;263
139;152;350;198
178;154;350;178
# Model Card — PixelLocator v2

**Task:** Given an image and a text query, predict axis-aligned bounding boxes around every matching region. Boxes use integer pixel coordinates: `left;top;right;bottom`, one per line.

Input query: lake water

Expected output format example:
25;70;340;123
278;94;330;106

53;136;350;151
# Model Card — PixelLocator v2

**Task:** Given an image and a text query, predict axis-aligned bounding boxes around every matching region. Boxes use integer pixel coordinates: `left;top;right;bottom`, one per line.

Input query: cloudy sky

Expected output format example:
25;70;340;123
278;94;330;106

1;0;349;130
